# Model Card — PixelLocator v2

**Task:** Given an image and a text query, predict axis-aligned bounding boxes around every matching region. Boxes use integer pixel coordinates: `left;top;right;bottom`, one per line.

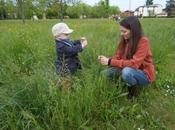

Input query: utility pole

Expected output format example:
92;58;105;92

129;0;131;10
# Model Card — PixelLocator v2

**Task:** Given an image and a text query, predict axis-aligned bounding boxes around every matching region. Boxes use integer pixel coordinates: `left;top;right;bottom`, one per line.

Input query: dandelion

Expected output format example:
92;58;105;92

164;84;175;97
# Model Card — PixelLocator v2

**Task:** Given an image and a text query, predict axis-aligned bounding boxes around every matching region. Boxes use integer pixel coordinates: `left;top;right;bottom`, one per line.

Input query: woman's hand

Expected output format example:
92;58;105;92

80;37;88;48
98;55;109;65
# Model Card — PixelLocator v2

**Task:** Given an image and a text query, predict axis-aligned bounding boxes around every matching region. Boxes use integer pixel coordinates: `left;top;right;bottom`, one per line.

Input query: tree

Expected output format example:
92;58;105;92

145;0;154;16
146;0;153;6
48;0;67;20
23;0;36;19
0;0;6;19
166;0;175;17
5;0;17;19
33;0;50;19
0;0;120;19
105;0;109;7
108;6;120;15
95;0;109;17
53;0;79;21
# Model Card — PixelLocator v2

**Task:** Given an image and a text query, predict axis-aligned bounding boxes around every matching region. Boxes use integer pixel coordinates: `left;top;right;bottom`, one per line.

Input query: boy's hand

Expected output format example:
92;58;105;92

80;37;88;48
80;37;87;41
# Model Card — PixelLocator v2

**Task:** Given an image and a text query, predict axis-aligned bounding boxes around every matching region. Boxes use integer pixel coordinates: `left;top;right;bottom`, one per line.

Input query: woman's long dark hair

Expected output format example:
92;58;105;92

119;16;143;59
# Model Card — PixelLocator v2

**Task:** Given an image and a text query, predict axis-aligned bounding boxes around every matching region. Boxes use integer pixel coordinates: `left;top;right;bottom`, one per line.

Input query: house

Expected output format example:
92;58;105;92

134;4;167;17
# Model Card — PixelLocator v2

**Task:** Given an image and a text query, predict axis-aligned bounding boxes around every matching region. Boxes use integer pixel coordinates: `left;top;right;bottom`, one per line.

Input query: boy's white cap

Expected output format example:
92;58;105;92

52;22;73;36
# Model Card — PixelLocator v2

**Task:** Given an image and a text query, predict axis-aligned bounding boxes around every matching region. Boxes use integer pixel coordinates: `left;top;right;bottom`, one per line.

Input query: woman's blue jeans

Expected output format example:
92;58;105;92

101;67;150;86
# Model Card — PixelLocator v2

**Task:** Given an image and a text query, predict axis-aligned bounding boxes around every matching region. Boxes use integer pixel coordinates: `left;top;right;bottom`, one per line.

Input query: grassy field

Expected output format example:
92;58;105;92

0;18;175;130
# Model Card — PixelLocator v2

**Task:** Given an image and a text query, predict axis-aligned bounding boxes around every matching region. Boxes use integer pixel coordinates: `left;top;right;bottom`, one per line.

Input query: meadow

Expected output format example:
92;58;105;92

0;18;175;130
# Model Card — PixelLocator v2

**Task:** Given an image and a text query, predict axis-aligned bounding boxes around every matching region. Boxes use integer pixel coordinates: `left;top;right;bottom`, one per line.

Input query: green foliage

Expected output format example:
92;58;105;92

0;0;120;19
66;3;84;18
0;0;17;19
166;0;175;17
0;19;175;130
146;0;153;6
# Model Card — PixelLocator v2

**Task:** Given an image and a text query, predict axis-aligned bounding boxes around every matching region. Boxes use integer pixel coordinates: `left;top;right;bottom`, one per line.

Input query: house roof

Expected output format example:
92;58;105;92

135;4;163;11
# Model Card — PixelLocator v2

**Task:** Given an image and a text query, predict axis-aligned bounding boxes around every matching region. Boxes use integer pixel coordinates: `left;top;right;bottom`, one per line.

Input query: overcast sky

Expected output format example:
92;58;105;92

81;0;167;11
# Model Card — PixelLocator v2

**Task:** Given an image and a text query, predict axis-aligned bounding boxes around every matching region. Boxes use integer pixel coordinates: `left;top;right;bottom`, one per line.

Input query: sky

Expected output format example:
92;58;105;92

81;0;167;11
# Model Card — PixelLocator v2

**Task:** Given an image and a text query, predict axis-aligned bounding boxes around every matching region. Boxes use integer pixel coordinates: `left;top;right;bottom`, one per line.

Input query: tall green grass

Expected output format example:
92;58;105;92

0;19;175;130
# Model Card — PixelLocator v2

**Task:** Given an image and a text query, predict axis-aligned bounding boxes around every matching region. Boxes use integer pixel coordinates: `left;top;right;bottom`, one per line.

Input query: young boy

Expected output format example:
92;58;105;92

52;22;88;76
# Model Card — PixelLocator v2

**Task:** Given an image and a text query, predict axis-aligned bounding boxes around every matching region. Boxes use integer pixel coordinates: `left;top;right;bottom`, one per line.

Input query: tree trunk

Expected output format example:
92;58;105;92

1;9;4;20
60;0;63;21
42;12;46;20
17;0;25;23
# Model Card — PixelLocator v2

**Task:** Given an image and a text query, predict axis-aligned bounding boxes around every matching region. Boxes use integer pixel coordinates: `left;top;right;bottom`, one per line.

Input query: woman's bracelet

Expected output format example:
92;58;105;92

108;58;112;66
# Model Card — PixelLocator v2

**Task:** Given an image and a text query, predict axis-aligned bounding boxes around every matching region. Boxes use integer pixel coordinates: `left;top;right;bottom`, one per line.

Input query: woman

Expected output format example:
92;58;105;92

98;16;155;99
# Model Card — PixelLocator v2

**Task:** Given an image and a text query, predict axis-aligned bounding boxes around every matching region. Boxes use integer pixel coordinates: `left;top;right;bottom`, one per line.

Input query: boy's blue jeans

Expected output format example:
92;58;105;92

101;67;150;87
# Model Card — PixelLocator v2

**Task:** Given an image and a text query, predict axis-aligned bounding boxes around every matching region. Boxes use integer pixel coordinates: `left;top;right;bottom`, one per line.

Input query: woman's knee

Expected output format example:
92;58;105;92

122;67;133;80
